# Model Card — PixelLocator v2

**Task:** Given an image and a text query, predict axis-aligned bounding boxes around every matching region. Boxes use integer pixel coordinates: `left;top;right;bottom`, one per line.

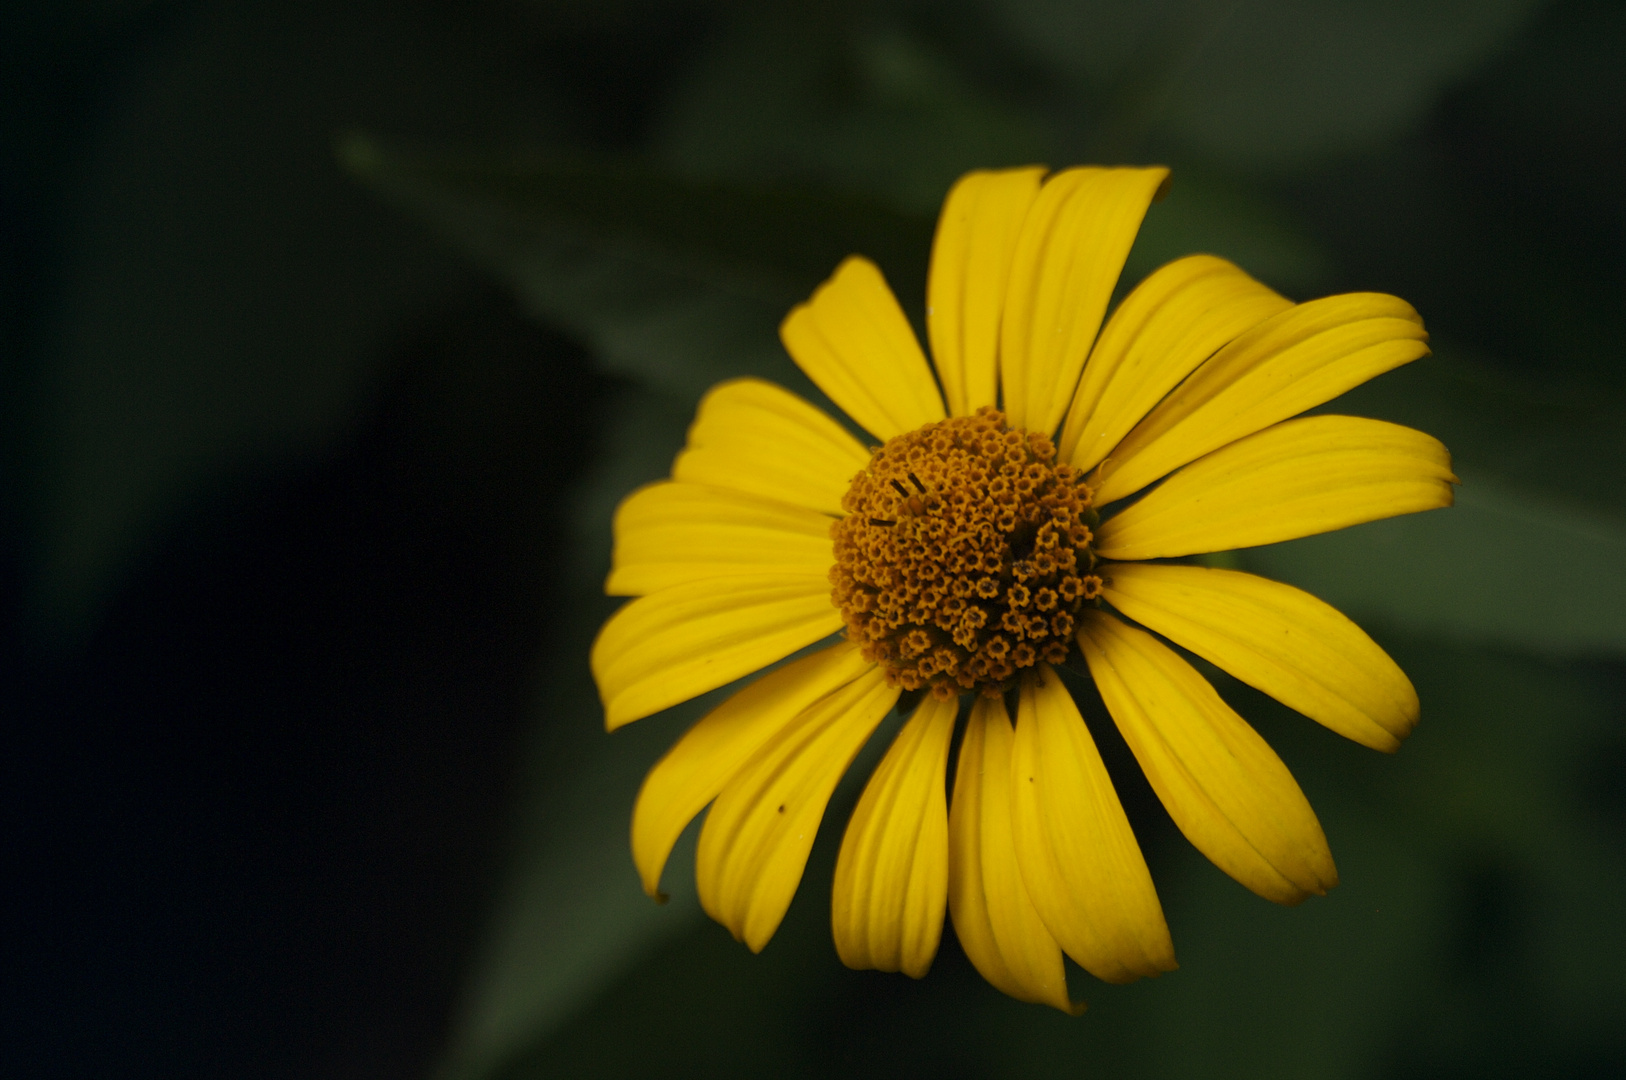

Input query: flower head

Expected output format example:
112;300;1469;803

591;166;1455;1011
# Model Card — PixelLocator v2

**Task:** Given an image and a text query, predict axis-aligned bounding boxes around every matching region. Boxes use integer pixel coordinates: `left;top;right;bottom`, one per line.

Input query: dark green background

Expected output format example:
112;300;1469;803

5;1;1624;1077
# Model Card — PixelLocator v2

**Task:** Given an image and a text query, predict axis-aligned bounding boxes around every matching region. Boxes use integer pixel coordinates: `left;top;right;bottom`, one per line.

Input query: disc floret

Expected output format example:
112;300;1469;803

830;407;1103;700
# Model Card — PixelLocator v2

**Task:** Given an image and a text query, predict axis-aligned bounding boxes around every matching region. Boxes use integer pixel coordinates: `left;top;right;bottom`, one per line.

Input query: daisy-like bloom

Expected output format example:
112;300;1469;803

591;166;1455;1011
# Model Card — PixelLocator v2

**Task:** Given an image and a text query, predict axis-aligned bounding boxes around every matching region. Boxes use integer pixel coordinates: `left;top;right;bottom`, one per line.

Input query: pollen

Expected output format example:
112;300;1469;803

829;407;1103;700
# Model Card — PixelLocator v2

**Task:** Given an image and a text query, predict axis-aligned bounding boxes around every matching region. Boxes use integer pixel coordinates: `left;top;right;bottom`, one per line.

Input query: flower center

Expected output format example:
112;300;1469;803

829;407;1103;701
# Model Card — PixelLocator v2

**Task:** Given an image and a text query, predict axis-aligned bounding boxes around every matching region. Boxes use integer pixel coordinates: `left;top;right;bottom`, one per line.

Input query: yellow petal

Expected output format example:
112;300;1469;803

591;574;842;730
926;167;1046;416
1101;562;1417;751
1009;664;1175;983
1058;255;1292;473
948;695;1083;1013
632;642;873;899
696;664;900;951
1077;611;1337;904
831;694;956;978
780;256;946;441
1000;167;1170;436
672;377;871;517
1093;292;1430;504
606;481;835;596
1094;415;1456;560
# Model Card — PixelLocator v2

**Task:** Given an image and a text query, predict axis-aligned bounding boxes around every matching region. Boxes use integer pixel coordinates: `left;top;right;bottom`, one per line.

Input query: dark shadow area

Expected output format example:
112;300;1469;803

1281;0;1626;389
5;293;608;1079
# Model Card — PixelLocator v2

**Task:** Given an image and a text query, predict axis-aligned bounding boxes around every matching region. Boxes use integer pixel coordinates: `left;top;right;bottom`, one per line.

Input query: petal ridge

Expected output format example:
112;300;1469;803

832;693;957;977
1009;664;1175;983
1059;255;1292;473
1077;611;1337;903
1094;415;1456;560
780;257;946;441
673;377;871;516
631;642;873;898
592;574;842;729
607;480;835;596
1000;167;1170;436
1094;292;1430;504
696;664;900;951
927;167;1046;416
1101;563;1416;751
948;695;1083;1012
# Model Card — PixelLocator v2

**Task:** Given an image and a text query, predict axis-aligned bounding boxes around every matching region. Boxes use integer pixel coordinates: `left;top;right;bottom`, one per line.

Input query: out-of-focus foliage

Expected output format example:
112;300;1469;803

431;389;703;1080
337;4;1626;1079
338;137;929;403
653;8;1049;214
994;0;1547;169
17;0;574;631
11;0;1624;1078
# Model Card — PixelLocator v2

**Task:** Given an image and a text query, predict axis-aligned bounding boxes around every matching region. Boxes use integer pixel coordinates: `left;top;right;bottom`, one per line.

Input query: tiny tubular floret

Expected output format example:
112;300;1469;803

829;407;1103;700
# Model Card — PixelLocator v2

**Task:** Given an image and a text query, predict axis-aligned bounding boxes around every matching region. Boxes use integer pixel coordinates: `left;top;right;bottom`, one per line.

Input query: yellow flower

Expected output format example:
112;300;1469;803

590;166;1455;1011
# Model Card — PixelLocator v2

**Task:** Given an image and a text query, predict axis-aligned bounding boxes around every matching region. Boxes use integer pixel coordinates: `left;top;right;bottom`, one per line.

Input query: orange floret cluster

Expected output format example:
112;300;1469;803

829;407;1103;700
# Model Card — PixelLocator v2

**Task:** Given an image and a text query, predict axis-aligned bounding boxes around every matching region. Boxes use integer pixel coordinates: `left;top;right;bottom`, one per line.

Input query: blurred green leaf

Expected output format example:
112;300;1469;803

433;597;711;1080
652;9;1050;215
23;4;575;633
338;135;933;404
994;0;1546;171
432;386;707;1080
1123;169;1334;295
